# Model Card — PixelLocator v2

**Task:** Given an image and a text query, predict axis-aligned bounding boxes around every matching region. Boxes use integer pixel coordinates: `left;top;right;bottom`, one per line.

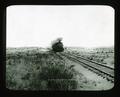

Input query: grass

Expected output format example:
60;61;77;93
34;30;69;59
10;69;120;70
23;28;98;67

65;47;114;68
6;47;114;90
6;48;78;90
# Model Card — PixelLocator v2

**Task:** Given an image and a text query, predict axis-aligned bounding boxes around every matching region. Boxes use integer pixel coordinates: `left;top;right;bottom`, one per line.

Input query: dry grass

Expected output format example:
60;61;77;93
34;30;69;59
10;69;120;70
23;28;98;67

6;48;78;90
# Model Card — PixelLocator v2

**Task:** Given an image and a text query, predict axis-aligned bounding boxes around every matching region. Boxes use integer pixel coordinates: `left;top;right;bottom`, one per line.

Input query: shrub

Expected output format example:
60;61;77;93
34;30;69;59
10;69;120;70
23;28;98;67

30;57;78;90
47;79;78;90
6;51;78;90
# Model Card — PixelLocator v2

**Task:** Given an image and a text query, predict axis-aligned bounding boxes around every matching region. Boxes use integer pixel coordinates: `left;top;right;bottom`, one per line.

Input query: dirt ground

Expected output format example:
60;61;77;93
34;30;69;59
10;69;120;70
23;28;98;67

62;55;114;90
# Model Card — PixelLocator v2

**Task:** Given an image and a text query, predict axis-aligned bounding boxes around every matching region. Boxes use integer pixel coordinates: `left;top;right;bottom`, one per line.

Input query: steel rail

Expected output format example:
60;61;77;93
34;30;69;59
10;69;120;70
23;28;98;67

58;53;114;83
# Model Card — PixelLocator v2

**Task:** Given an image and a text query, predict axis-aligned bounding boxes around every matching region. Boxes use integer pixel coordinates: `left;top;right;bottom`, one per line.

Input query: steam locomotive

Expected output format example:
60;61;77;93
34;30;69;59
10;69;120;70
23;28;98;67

52;38;64;52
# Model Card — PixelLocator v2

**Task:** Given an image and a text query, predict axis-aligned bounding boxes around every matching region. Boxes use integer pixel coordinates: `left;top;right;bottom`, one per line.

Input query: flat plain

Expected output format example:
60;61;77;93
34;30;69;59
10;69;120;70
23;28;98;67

6;47;114;90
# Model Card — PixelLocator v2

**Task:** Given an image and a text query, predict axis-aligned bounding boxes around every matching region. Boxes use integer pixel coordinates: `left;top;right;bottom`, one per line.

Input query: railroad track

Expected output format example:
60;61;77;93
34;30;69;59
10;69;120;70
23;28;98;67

57;52;114;83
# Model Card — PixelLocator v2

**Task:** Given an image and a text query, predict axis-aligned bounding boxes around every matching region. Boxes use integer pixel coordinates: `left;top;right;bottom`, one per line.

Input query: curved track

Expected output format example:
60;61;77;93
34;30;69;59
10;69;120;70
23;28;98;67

57;52;114;83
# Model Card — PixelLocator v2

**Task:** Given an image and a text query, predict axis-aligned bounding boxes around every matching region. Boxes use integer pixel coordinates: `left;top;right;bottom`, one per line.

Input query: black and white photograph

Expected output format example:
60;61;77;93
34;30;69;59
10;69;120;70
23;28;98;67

6;5;114;90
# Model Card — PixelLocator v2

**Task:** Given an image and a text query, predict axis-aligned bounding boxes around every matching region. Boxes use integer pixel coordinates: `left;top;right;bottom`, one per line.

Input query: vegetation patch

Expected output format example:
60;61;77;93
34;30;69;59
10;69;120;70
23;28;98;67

6;48;78;90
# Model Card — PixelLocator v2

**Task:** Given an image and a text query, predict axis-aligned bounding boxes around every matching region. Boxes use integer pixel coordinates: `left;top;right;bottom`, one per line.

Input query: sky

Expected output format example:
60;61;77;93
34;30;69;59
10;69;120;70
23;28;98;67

6;5;114;48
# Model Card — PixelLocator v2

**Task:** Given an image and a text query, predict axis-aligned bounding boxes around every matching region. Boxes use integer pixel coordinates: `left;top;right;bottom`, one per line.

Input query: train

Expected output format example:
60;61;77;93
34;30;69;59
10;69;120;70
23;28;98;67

51;38;64;52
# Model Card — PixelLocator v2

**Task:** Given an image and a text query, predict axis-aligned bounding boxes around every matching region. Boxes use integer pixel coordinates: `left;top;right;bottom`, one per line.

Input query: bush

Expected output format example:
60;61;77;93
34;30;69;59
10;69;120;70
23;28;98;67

47;79;78;90
6;51;78;90
30;57;78;90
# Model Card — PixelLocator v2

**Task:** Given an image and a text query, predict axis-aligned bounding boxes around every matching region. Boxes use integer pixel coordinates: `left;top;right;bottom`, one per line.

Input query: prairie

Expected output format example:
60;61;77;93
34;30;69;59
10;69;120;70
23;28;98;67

6;47;78;90
65;47;114;68
6;47;114;90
